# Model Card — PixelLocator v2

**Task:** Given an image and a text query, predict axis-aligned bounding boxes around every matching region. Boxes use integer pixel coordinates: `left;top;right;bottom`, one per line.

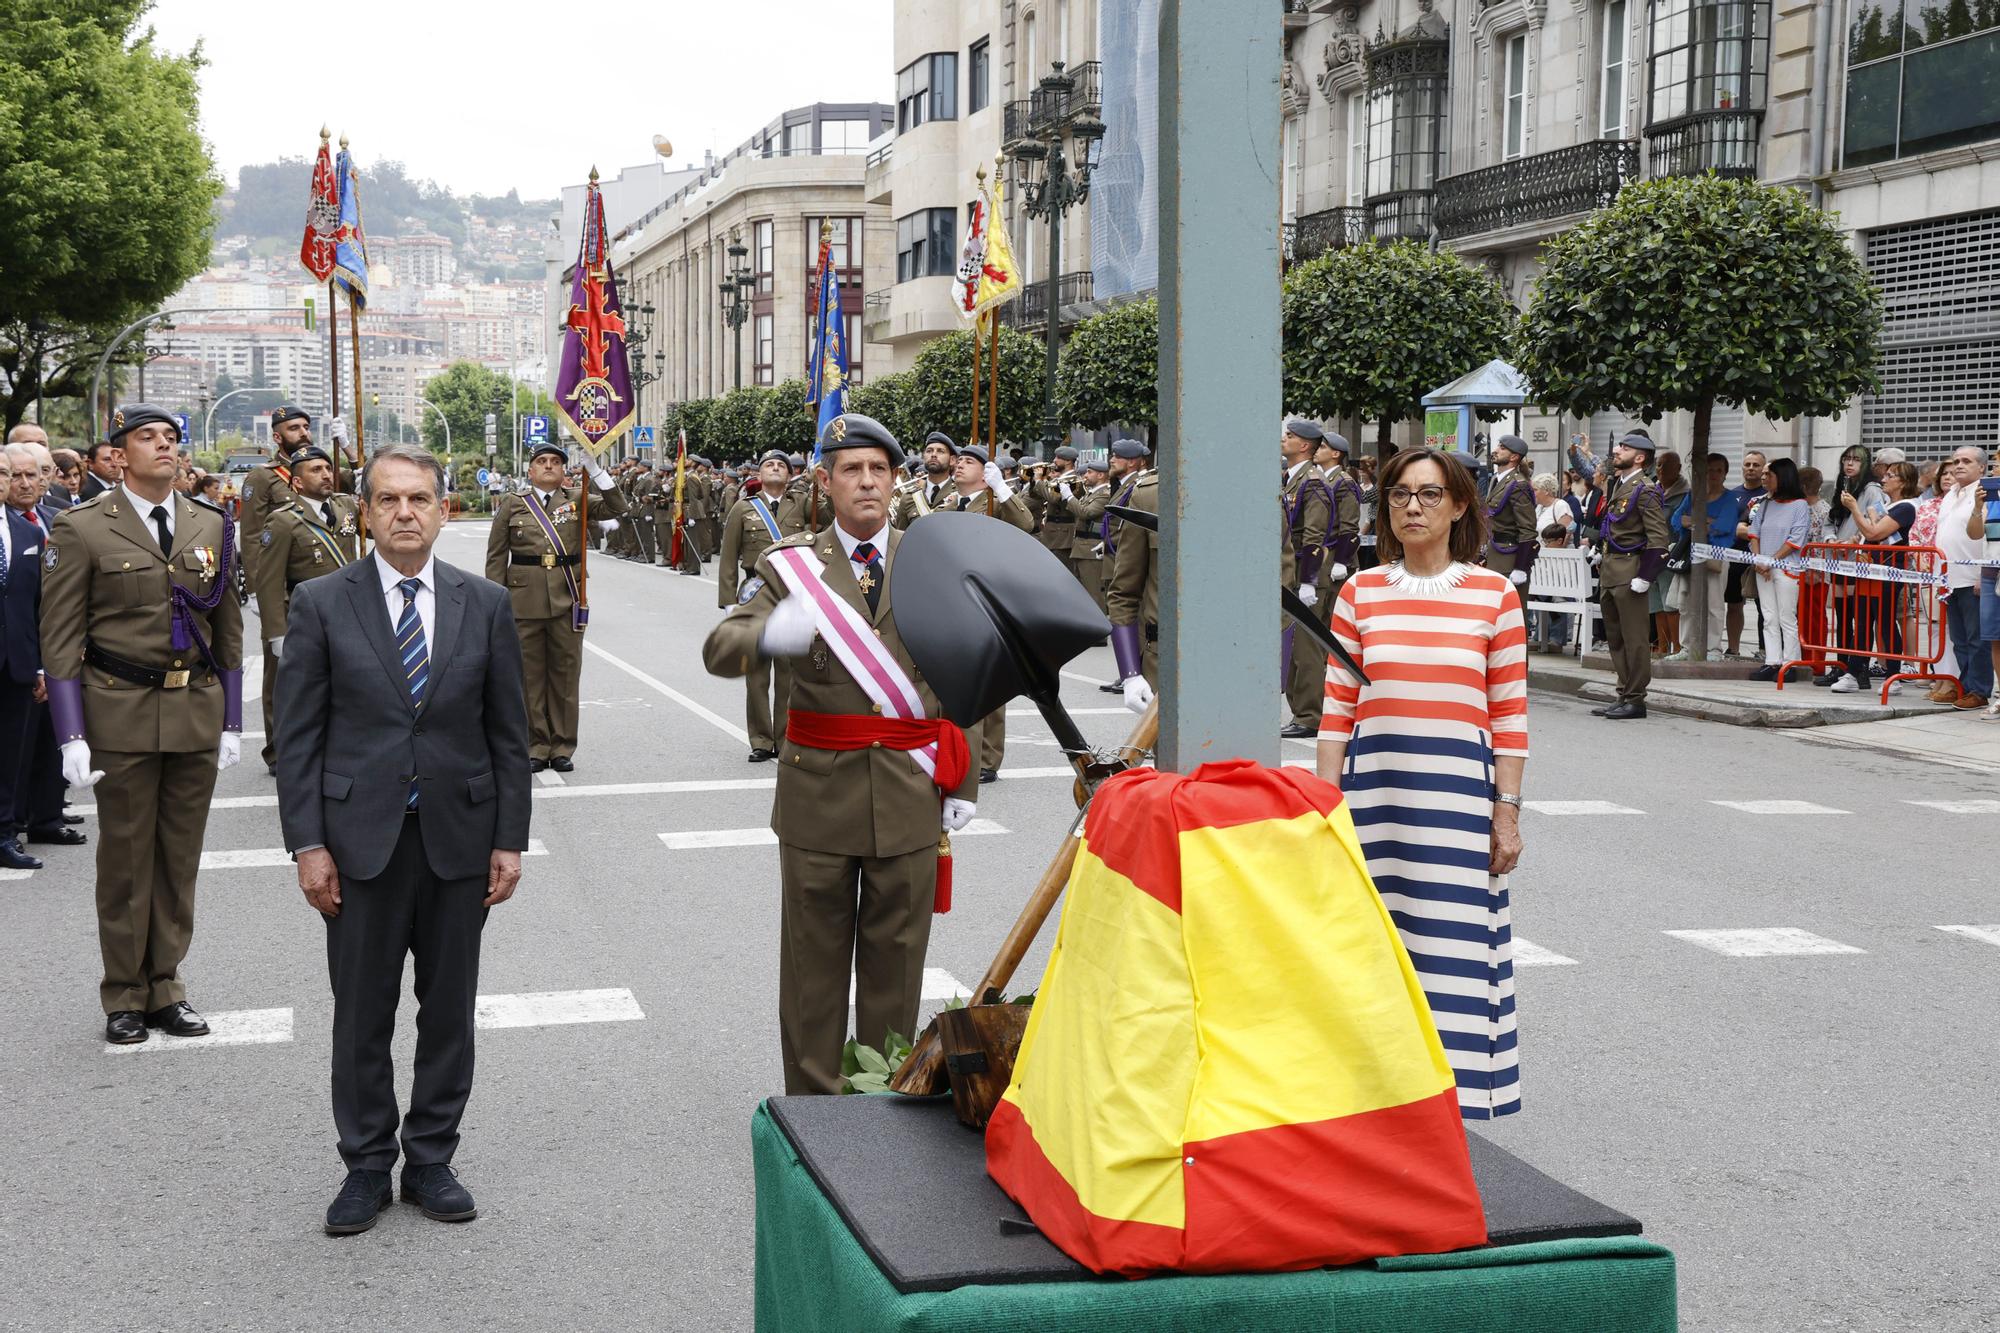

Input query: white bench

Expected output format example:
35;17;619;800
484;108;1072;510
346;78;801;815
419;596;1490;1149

1523;547;1599;656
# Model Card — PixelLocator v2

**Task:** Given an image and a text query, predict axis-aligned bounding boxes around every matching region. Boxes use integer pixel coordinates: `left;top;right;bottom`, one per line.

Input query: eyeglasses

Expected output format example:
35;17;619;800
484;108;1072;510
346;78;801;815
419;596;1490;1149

1386;485;1448;510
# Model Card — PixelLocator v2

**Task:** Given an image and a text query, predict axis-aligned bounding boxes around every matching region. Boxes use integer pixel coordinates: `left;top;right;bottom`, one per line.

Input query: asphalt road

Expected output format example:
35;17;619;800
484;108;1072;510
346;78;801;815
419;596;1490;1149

3;519;1996;1332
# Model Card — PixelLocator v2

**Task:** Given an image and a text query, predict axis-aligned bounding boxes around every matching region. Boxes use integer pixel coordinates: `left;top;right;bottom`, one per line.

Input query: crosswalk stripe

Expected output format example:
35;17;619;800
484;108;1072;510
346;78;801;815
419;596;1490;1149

475;987;644;1030
104;1007;293;1055
534;769;566;788
851;967;968;1005
659;819;1009;851
201;839;548;870
1709;800;1850;816
1523;800;1643;816
1513;937;1579;966
1007;707;1131;717
582;640;748;745
1937;925;2000;948
1906;800;2000;815
1665;927;1865;957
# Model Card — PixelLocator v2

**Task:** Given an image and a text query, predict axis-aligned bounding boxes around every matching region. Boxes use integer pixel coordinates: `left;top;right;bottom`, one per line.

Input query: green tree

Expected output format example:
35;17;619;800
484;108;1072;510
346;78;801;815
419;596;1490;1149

1515;174;1883;661
708;386;772;460
421;361;517;455
905;325;1045;450
755;379;817;458
1056;297;1158;439
1282;241;1516;459
662;398;716;453
848;370;916;448
0;1;222;430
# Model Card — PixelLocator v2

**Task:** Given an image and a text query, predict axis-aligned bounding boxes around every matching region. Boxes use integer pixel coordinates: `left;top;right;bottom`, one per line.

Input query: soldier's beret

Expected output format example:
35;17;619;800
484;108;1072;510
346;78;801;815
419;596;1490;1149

272;404;311;428
1494;434;1528;457
1319;431;1352;456
1283;418;1324;442
1618;430;1658;454
107;403;180;445
954;442;991;466
1054;445;1080;462
290;445;334;468
997;455;1018;473
787;452;806;469
817;413;906;468
1083;456;1109;473
530;441;568;462
924;431;956;450
1110;438;1149;460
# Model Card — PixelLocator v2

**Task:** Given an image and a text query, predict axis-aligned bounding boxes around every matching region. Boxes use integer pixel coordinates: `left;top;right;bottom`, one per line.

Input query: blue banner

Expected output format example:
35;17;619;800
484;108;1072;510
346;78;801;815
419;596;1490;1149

332;144;370;308
804;229;847;463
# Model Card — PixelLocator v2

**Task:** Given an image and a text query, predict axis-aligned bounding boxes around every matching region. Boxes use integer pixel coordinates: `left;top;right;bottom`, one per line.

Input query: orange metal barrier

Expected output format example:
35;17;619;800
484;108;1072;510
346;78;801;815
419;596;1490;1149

1778;543;1949;703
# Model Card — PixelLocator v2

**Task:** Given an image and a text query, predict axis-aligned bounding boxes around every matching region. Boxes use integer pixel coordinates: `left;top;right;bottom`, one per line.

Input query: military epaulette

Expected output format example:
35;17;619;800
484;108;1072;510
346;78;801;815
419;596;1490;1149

190;495;228;517
768;532;818;552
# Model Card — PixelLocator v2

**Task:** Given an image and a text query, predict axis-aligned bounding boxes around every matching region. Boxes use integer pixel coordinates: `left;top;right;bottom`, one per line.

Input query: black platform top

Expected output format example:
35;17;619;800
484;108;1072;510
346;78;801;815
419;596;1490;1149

765;1094;1642;1295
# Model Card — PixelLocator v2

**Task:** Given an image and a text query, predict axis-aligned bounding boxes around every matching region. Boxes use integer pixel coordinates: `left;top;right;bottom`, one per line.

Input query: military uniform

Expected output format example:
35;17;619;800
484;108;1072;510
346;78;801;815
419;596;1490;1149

42;405;243;1035
1106;461;1160;688
701;414;980;1095
248;465;361;767
630;468;660;563
1281;447;1335;731
1030;450;1081;563
949;449;1036;778
1596;440;1671;715
718;460;793;761
483;448;629;766
1483;439;1540;583
889;473;957;530
1069;473;1113;612
777;473;834;538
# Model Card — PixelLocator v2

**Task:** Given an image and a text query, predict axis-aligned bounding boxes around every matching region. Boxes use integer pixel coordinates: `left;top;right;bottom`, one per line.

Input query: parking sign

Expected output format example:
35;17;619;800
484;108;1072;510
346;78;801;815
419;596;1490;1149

523;415;550;443
173;413;191;441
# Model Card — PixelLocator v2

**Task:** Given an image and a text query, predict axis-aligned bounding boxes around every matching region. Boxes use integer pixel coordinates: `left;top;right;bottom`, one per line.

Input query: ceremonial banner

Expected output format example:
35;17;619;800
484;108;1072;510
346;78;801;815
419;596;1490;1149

803;222;848;462
555;172;636;457
957;169;1023;321
332;141;370;307
986;759;1487;1276
667;428;689;568
300;133;339;282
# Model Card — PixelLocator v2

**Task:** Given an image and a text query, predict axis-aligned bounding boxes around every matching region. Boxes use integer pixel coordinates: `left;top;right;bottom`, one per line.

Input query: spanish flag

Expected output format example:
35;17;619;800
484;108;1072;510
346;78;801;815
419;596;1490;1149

985;759;1487;1276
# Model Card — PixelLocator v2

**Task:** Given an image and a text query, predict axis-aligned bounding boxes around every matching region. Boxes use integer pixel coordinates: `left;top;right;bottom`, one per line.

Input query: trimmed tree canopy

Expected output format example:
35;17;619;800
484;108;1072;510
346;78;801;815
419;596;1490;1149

848;369;916;449
1057;297;1157;435
1282;241;1516;454
905;324;1045;449
755;379;816;458
1515;175;1882;428
708;386;772;459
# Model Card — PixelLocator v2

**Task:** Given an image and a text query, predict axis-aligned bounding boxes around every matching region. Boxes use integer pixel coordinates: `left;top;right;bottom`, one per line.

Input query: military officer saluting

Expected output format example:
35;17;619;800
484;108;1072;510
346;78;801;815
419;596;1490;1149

1483;433;1539;590
248;445;361;771
1595;431;1671;720
484;442;628;771
702;413;980;1095
946;441;1035;783
718;449;796;763
42;404;245;1044
1104;439;1159;712
889;432;959;530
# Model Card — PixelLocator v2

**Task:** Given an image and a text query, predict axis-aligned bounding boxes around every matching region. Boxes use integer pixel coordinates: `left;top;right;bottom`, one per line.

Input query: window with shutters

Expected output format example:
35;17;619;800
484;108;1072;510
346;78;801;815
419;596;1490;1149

1859;208;2000;460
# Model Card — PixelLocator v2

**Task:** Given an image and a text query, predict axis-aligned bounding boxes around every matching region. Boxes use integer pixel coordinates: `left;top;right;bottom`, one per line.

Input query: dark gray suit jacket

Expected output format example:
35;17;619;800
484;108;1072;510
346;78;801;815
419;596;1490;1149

275;554;531;882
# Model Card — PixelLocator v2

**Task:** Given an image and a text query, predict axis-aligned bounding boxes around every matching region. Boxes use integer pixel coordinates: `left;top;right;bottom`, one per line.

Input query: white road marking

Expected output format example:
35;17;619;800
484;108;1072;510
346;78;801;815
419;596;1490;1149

1906;800;2000;815
104;1007;293;1055
850;967;968;1005
581;640;748;745
1060;670;1115;687
1524;800;1643;816
1665;927;1866;957
202;839;548;870
1007;707;1131;717
1937;925;2000;949
1709;800;1850;816
243;658;264;705
1513;937;1579;966
475;987;645;1030
660;819;1009;851
534;769;566;787
0;868;33;881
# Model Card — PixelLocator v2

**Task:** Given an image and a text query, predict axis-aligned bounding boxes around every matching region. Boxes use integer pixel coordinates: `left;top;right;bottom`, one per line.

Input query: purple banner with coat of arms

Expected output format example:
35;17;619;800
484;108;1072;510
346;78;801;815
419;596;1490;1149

555;171;635;457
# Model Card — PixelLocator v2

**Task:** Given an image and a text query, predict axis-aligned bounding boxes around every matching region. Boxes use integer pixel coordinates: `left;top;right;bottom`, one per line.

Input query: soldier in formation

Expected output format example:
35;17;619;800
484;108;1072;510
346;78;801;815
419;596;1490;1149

888;432;958;530
1104;439;1159;712
1280;421;1335;739
1068;454;1113;614
1593;431;1671;721
1483;433;1540;590
717;449;795;763
249;445;362;771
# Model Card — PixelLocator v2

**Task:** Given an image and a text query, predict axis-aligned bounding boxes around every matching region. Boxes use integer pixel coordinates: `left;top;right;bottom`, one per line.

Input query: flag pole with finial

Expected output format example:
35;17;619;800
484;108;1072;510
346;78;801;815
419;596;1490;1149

322;126;342;452
576;167;596;612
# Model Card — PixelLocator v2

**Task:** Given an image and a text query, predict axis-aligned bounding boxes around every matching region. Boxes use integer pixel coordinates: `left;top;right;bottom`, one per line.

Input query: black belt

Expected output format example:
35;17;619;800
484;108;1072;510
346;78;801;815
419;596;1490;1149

511;552;580;569
84;641;210;689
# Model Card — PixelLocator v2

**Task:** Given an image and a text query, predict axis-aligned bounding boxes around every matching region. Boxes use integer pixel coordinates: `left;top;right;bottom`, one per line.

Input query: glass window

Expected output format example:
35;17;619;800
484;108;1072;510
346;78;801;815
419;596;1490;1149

931;53;958;122
754;314;774;387
969;38;991;113
1899;30;2000;157
783;122;810;155
1601;1;1629;137
898;55;958;133
1848;0;1904;64
1842;3;2000;166
1503;34;1527;160
821;119;873;153
896;210;953;282
753;220;773;296
1057;0;1069;65
810;216;857;273
1024;15;1039;82
1346;93;1366;205
1648;1;1768;126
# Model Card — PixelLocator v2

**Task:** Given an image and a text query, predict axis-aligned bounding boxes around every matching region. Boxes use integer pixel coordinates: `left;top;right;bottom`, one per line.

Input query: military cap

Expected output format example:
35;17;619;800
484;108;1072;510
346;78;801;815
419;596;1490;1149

997;455;1018;473
953;442;991;466
530;440;568;462
1493;434;1528;458
1110;438;1150;460
1083;456;1109;474
787;452;806;469
1054;445;1080;462
272;404;312;428
924;431;957;450
106;403;181;445
1617;430;1658;454
1283;418;1324;442
817;412;906;468
1319;431;1352;457
758;448;790;467
290;445;334;468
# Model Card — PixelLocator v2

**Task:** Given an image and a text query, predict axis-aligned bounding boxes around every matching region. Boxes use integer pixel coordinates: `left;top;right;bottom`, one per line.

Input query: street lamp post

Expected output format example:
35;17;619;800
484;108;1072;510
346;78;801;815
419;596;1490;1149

721;233;752;392
1010;61;1104;456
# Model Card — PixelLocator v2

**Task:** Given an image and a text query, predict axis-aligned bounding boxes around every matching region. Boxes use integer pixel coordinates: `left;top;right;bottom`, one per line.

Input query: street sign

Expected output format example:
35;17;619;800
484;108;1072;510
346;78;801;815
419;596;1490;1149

484;412;498;446
173;413;190;441
476;467;491;486
486;444;498;455
523;414;550;443
633;426;655;446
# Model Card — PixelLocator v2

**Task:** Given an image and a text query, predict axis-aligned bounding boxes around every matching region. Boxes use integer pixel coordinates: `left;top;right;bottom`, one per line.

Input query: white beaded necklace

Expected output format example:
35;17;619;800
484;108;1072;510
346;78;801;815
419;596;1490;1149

1382;560;1474;597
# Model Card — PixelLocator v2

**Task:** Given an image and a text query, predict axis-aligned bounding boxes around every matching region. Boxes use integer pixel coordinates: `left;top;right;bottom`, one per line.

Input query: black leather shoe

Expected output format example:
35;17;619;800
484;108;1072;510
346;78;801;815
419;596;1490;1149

0;840;43;870
144;1001;210;1037
401;1163;477;1222
325;1169;392;1235
1279;723;1317;739
26;825;86;846
550;756;574;773
1601;702;1648;720
62;813;84;826
105;1011;148;1044
1097;681;1122;693
1747;665;1779;682
747;748;777;763
979;768;999;784
530;758;548;773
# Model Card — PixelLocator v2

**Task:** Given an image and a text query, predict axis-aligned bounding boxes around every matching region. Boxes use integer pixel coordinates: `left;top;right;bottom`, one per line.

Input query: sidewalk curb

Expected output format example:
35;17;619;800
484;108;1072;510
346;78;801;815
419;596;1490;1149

1526;661;1942;729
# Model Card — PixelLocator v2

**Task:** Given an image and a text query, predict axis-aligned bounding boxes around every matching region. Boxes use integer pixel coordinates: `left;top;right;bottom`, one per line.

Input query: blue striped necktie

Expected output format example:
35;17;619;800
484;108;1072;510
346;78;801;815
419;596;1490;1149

396;577;428;808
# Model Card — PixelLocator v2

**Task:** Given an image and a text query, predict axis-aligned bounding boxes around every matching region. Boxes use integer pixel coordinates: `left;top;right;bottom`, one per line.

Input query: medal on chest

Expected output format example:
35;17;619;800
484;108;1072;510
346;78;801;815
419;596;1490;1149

856;566;877;597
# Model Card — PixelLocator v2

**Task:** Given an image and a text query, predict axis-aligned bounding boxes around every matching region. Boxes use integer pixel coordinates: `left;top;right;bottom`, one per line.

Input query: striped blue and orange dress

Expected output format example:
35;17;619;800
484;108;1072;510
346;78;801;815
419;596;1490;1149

1320;561;1529;1120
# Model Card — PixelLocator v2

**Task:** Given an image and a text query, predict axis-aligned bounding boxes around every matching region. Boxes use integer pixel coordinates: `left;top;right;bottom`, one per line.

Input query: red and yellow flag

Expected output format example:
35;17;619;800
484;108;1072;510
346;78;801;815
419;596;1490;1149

985;759;1486;1276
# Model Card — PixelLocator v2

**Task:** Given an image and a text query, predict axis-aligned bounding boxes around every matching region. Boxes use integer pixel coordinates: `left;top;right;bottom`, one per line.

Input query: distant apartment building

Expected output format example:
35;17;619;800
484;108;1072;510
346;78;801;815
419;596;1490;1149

375;230;457;287
170;319;329;422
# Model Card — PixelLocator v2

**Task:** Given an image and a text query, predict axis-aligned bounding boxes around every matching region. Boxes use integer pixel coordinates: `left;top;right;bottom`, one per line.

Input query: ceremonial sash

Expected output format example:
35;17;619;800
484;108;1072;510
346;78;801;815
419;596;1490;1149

523;491;587;630
749;497;781;542
297;507;350;567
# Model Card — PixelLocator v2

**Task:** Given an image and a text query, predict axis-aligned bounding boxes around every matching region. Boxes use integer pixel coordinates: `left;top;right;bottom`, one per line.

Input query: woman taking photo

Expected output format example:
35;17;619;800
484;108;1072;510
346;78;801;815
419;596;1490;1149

1747;458;1811;683
1317;448;1527;1122
1844;459;1921;694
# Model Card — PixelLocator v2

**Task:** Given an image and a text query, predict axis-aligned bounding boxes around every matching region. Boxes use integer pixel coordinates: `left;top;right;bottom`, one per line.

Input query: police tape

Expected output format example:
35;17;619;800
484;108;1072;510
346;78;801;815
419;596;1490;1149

1688;543;1949;587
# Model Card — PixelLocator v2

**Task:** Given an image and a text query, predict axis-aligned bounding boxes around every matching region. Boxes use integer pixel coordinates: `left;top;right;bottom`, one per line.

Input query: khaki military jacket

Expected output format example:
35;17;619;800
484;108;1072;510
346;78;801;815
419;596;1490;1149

1069;482;1112;560
1322;464;1363;583
717;494;787;608
1598;469;1671;594
249;495;361;640
702;526;980;859
1283;461;1332;588
1483;464;1540;578
778;478;833;536
1107;470;1159;632
42;491;244;753
945;488;1036;533
484;479;629;621
890;475;958;530
1032;472;1080;553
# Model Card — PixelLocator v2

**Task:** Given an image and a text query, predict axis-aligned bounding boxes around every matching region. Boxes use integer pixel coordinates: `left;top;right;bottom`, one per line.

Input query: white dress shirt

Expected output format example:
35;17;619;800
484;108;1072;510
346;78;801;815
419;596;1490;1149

122;482;175;547
373;550;437;648
0;504;14;573
832;521;890;563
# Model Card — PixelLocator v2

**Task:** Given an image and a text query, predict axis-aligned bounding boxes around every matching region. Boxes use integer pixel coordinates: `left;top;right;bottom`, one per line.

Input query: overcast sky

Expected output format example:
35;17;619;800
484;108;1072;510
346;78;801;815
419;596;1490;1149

147;0;895;199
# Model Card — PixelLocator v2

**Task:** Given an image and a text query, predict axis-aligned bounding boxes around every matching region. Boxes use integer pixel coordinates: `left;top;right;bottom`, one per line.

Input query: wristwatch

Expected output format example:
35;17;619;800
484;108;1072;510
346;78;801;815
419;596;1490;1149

1494;793;1522;809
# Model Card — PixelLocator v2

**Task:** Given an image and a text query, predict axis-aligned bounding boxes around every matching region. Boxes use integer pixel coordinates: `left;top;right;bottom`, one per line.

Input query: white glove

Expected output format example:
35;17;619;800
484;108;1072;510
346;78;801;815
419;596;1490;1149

218;731;241;772
1509;569;1528;586
269;636;284;660
329;416;348;446
941;798;977;833
1629;577;1650;594
1329;563;1350;581
983;461;1013;503
1589;549;1604;567
61;739;105;790
1296;583;1318;608
1122;674;1154;714
1058;479;1075;501
758;594;817;657
596;519;620;533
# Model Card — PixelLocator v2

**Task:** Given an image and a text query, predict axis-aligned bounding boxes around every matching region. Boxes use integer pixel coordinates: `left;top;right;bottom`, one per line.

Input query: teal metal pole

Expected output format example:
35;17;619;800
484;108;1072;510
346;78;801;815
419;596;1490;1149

1156;0;1281;772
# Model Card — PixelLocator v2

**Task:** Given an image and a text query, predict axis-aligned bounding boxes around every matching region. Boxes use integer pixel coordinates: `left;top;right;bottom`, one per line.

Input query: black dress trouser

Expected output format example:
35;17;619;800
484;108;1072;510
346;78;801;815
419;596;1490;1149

0;678;34;841
325;813;487;1173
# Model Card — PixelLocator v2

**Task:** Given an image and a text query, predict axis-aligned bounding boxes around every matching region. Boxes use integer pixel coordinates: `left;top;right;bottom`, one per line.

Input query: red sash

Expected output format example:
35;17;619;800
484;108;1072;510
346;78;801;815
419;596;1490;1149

785;709;971;913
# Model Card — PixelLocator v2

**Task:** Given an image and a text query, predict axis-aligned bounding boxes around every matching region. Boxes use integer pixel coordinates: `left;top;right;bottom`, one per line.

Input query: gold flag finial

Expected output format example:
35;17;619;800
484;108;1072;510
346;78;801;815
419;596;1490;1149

589;165;600;183
338;132;349;149
819;217;832;241
976;163;987;185
320;125;330;143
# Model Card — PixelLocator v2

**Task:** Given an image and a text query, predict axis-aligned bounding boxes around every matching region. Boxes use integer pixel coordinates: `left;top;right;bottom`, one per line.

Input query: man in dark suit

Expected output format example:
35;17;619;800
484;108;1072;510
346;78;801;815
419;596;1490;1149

78;440;123;501
0;450;49;869
3;444;79;856
274;443;531;1237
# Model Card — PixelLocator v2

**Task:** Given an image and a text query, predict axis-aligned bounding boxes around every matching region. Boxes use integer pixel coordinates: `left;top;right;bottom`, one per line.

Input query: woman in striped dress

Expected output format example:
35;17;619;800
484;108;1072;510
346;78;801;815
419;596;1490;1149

1316;448;1528;1120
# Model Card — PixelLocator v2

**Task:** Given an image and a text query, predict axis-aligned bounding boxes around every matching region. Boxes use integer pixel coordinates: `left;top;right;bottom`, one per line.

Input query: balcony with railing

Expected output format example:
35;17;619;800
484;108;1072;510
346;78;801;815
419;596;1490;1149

1291;207;1368;263
1434;138;1641;241
863;139;893;205
1027;60;1100;133
1000;270;1095;329
863;288;893;341
1645;109;1763;180
1002;98;1037;149
1365;190;1434;242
